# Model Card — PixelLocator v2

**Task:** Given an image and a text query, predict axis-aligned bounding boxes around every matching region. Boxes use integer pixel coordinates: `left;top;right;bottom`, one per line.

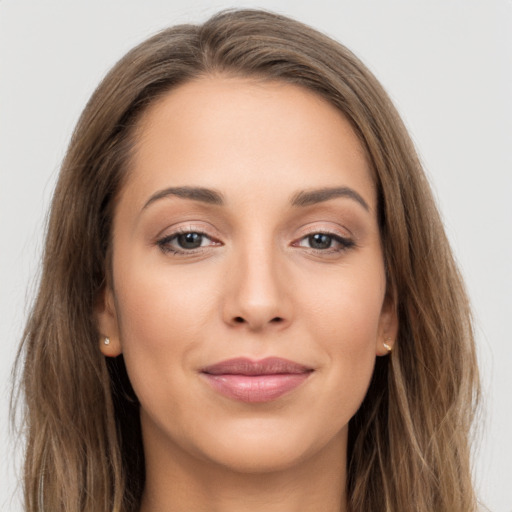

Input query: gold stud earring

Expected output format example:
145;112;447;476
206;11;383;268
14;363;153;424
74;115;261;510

104;337;110;345
383;337;393;352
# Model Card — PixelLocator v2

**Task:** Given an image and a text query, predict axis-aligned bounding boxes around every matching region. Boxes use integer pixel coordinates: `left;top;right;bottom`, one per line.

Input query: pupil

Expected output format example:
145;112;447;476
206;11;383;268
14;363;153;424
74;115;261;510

309;233;332;249
178;233;202;249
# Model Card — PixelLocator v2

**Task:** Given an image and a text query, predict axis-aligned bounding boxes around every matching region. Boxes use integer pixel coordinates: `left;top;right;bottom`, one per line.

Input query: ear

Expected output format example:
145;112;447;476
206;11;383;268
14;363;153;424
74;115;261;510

95;286;122;357
376;289;399;357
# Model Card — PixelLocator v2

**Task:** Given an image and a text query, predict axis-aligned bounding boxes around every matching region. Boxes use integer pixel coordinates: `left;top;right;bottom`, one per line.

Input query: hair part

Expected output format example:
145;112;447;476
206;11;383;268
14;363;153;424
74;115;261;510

15;9;480;512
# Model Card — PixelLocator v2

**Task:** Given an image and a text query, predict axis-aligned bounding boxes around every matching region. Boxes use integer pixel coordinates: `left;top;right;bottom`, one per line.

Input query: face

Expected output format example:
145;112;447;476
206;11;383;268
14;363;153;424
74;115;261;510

97;77;397;474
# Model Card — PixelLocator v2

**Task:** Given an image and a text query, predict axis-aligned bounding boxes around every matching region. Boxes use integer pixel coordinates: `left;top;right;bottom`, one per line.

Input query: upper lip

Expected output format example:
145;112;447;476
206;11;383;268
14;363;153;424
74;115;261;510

201;357;313;376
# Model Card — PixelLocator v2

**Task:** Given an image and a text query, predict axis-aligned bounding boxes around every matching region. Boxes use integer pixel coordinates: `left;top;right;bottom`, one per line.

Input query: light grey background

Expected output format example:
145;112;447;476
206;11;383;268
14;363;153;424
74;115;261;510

1;1;510;510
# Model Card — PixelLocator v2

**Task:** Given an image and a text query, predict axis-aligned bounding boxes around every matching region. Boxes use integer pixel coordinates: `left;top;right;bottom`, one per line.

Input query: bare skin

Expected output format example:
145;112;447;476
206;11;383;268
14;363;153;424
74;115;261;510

97;77;397;512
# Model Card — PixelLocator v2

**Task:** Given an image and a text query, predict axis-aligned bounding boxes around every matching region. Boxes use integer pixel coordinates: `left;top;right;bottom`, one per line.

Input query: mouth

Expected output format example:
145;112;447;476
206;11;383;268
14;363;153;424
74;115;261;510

200;357;314;403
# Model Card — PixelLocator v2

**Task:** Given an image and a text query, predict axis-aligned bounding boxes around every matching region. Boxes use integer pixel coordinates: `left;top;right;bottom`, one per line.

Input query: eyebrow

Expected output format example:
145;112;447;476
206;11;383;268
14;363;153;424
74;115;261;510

142;185;369;212
290;187;370;211
143;186;224;210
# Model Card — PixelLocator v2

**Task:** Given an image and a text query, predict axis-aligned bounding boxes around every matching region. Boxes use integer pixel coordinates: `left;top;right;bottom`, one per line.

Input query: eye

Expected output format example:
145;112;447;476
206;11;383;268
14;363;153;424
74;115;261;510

157;230;219;254
305;233;334;250
295;232;354;252
175;232;207;249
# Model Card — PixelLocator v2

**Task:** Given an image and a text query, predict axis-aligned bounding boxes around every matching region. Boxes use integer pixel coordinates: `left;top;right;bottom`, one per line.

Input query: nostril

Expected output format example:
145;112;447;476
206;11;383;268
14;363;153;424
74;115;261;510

231;316;284;326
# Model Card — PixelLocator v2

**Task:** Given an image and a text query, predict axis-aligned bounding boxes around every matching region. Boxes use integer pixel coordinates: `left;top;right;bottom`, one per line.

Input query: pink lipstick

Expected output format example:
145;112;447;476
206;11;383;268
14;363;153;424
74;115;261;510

201;357;313;403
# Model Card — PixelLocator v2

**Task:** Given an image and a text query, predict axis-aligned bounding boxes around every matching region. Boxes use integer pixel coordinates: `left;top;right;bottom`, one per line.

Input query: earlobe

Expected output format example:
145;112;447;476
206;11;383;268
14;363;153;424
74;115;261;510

376;291;399;357
95;287;122;357
100;334;122;357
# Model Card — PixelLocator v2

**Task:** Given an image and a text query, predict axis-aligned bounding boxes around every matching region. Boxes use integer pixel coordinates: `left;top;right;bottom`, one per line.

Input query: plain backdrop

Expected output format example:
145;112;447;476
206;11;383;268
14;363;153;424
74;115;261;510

1;0;511;510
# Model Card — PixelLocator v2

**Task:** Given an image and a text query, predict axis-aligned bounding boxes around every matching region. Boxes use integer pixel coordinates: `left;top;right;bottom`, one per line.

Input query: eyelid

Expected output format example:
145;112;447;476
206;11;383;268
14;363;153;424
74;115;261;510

294;232;354;247
154;221;221;241
294;222;353;240
155;224;222;255
291;224;356;253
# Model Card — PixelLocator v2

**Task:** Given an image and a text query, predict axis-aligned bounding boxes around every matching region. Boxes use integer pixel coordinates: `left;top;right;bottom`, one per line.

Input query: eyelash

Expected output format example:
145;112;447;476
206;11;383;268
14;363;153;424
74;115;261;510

156;228;219;255
293;232;355;253
156;229;355;256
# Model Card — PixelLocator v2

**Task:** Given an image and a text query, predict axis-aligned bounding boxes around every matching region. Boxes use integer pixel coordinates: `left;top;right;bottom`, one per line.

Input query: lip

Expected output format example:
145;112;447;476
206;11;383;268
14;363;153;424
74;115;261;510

200;357;314;403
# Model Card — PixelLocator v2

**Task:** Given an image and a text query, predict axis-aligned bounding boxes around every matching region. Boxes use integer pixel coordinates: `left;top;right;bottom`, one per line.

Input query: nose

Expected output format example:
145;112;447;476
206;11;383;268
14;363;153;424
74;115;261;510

222;243;293;332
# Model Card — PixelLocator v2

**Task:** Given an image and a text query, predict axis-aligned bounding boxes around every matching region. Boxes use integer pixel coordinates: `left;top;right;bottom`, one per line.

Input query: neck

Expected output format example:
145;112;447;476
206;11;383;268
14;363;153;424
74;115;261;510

139;423;347;512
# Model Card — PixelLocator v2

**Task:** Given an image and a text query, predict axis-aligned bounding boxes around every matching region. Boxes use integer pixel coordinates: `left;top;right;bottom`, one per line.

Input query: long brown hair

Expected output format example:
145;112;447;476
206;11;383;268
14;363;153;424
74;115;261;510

15;9;480;512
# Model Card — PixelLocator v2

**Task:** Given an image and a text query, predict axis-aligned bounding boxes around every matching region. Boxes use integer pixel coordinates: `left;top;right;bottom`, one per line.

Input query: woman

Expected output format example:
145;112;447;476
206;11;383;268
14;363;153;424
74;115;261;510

16;8;480;512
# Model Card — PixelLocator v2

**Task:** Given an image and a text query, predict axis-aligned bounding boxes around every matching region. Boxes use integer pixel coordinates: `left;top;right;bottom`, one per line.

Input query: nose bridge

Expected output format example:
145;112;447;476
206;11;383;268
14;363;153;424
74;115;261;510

223;232;290;330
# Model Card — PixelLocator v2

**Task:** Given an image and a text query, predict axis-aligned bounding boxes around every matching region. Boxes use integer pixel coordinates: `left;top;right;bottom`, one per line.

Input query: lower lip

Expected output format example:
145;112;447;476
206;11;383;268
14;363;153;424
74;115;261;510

202;373;311;403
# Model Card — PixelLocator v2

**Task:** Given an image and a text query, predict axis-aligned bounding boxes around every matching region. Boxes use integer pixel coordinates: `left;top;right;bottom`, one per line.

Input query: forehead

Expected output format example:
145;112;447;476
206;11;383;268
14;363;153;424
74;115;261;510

123;76;375;212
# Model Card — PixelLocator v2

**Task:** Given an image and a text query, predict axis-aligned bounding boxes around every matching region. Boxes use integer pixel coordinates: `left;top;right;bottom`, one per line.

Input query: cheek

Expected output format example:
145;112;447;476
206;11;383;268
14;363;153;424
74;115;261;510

299;262;386;345
114;249;217;337
296;260;386;391
111;254;219;402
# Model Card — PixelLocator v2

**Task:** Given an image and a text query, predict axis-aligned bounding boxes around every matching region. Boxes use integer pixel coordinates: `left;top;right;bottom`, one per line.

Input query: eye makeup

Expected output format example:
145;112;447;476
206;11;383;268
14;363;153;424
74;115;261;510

155;226;356;259
156;227;222;255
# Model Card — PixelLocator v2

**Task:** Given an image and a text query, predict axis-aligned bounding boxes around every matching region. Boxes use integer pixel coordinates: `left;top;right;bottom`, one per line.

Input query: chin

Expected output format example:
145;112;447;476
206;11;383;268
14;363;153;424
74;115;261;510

189;417;348;475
